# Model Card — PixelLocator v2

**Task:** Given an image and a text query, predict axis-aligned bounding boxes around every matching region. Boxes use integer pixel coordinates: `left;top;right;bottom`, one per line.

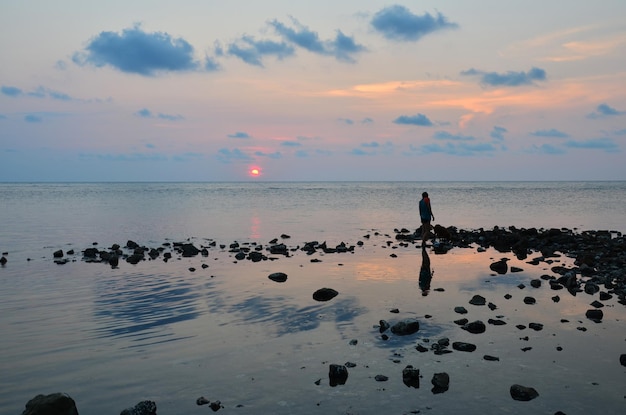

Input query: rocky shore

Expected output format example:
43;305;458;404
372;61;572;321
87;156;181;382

8;225;626;414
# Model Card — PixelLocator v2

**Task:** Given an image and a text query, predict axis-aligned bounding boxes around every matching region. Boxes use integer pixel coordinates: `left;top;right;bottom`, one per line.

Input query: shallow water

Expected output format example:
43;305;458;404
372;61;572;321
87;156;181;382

1;231;624;415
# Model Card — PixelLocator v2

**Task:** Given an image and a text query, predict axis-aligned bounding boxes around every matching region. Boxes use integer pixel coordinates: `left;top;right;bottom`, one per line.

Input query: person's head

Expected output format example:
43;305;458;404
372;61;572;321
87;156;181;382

422;192;428;198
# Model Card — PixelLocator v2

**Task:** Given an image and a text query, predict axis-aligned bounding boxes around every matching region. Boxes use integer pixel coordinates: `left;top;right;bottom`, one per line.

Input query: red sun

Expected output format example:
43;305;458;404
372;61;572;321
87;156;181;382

248;166;261;177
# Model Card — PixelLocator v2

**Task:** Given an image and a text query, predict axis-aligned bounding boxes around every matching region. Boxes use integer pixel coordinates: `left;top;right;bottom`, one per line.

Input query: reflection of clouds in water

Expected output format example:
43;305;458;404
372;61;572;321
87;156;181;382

214;295;367;337
93;273;204;347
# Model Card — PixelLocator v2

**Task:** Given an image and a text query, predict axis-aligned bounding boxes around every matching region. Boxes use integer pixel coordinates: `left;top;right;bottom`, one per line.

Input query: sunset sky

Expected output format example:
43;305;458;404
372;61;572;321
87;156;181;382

1;0;625;181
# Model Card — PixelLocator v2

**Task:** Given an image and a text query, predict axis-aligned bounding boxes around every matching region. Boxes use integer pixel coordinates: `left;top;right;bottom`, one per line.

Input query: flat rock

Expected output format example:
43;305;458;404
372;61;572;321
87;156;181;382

390;318;420;336
268;272;288;283
462;320;486;334
469;295;486;306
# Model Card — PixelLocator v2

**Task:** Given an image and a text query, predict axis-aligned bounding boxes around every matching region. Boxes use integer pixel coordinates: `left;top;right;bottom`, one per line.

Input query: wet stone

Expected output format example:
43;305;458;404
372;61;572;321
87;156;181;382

454;306;468;314
523;296;536;305
462;320;486;334
510;384;539;401
402;365;420;388
469;295;486;306
452;341;477;352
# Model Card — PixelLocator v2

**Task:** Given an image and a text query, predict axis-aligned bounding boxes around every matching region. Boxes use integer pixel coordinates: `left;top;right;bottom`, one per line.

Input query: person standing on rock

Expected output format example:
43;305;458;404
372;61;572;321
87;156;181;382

419;192;435;244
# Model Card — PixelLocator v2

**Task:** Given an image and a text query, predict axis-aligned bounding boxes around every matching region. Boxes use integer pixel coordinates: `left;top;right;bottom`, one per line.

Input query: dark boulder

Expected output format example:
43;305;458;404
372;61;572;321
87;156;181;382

620;354;626;367
469;295;486;306
490;259;508;274
268;272;288;283
329;364;348;386
462;320;486;334
431;372;449;394
402;365;420;388
452;342;477;352
390;318;420;336
120;400;157;415
510;384;539;401
179;243;200;257
53;250;64;258
21;393;78;415
313;288;338;302
585;309;603;322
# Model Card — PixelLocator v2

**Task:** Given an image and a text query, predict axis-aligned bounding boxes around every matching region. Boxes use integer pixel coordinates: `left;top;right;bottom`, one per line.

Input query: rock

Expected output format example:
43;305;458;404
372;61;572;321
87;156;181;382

454;306;468;314
390;318;420;336
196;397;210;405
585;309;603;322
523;296;536;305
483;355;500;361
452;342;477;352
209;401;223;412
379;320;390;333
268;272;287;283
529;323;544;331
53;250;64;258
590;300;604;308
469;295;486;306
510;384;539;401
431;372;450;393
488;318;507;326
120;401;157;415
22;393;78;415
490;259;508;274
313;288;338;302
179;243;200;257
530;279;542;288
620;354;626;367
462;320;486;334
510;266;523;273
402;365;420;388
0;256;6;265
329;364;348;386
454;318;469;326
108;255;119;267
374;375;388;382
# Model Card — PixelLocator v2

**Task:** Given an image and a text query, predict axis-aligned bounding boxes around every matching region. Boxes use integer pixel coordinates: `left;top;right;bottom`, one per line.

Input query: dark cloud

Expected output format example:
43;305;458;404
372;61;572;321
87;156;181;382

269;17;365;63
564;138;619;153
530;128;569;138
490;126;507;141
73;25;201;76
228;132;251;139
393;113;433;126
461;67;547;87
371;5;458;42
135;108;184;121
227;35;294;67
587;103;624;119
433;131;475;141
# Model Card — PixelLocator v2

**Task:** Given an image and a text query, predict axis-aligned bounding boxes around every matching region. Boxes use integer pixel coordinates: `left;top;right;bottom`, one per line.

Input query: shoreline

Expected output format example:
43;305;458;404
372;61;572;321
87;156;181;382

4;225;626;415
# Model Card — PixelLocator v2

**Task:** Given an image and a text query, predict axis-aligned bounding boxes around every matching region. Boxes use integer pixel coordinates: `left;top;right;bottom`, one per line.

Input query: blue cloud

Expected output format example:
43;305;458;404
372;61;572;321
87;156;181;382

338;118;354;125
73;25;201;76
393;113;433;126
529;144;567;155
255;151;282;159
530;128;569;138
362;117;374;124
217;148;253;163
227;35;295;67
1;86;23;97
587;103;624;119
614;129;626;135
361;141;380;148
350;148;371;156
461;67;547;87
490;126;507;141
281;141;301;147
228;132;251;139
269;18;365;63
434;131;475;141
135;108;183;120
564;138;619;153
295;150;309;158
420;142;495;156
205;56;220;71
371;5;458;42
24;114;43;123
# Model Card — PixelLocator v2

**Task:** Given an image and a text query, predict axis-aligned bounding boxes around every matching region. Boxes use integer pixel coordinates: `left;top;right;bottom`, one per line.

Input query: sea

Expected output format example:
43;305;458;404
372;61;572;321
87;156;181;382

1;181;625;415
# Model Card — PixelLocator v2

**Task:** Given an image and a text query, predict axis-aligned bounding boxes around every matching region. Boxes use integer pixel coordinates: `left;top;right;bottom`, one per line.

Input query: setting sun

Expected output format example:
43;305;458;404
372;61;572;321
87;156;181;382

248;166;261;177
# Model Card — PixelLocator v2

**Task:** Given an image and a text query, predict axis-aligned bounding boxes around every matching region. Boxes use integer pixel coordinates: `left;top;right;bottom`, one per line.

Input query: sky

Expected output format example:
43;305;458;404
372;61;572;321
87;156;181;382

1;0;625;181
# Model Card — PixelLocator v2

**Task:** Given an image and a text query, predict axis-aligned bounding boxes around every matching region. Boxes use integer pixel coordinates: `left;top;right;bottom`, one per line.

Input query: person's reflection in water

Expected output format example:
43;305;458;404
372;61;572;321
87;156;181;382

419;246;433;296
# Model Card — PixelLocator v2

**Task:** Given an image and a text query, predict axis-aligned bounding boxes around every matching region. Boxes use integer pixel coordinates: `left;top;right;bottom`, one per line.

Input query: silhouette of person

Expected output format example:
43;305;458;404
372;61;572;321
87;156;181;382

419;192;435;244
419;246;433;296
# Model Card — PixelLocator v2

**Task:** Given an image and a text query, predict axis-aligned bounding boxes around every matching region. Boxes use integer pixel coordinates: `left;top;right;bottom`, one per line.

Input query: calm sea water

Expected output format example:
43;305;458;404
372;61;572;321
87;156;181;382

1;181;624;258
1;182;625;414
